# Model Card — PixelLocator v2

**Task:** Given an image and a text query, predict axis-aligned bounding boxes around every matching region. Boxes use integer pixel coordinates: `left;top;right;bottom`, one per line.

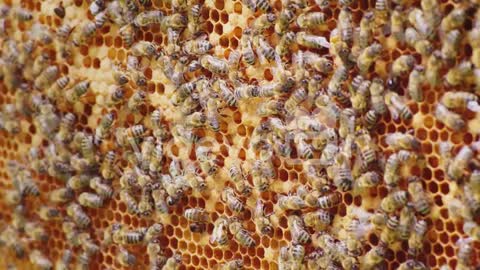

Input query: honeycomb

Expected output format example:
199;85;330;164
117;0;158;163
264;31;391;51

0;0;479;268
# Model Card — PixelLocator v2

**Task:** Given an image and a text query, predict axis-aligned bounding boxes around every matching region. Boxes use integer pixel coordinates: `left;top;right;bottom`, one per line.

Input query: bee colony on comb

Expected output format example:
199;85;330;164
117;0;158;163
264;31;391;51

0;0;480;268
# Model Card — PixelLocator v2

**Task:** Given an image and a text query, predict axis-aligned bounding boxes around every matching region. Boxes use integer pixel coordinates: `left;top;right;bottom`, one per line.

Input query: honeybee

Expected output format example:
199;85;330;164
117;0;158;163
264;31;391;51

255;35;276;63
116;24;136;48
38;206;60;221
66;174;90;190
326;65;348;97
332;153;353;191
408;219;428;256
380;190;408;213
297;12;326;29
129;91;149;112
117;247;136;267
46;75;70;101
131;41;157;58
407;65;425;102
447;145;473;181
55;23;73;43
120;190;139;214
252;13;276;32
385;132;420;152
16;175;40;197
405;28;433;56
423;50;442;86
94;112;115;145
34;65;58;90
210;216;229;246
4;188;21;206
182;39;213;55
76;251;92;270
407;177;431;215
113;226;147;245
303;209;332;231
284;87;307;115
240;30;256;66
53;113;75;144
274;7;295;35
390;6;405;43
78;192;104;208
296;32;330;49
317;192;342;209
205;98;221;131
64;80;90;103
257;99;284;117
384;91;413;120
29;250;52;270
25;222;48;242
110;64;129;86
105;86;125;107
220;259;244;270
213;79;237;107
150;188;168;214
435;104;465;131
160;14;187;32
221;187;245;213
384;150;416;189
353;171;380;193
441;30;461;61
72;21;97;46
440;8;465;34
184;207;209;223
441;91;480;112
133;10;164;27
277;246;292;270
254;199;273;235
357;43;382;74
88;177;113;199
363;110;380;130
398;204;415;240
379;215;399;246
445;61;474;87
228;163;252;196
200;55;228;75
362;245;386;269
338;7;353;44
78;233;100;255
55;249;73;270
457;238;473;269
391;55;416;77
163;253;183;270
11;205;25;232
407;8;434;38
463;221;480;241
187;4;202;34
277;193;306;211
229;218;256;247
251;159;273;192
350;10;370;46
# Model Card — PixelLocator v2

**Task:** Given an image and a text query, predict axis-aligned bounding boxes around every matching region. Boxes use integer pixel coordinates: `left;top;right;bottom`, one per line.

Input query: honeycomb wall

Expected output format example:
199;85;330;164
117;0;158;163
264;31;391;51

0;0;479;269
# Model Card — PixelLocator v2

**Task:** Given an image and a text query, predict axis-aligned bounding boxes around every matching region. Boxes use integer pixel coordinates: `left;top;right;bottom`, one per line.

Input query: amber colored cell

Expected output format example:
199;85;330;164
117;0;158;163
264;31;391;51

429;130;438;141
230;38;239;49
83;56;92;68
219;36;229;47
234;2;242;13
220;12;229;24
214;24;223;35
210;10;219;22
416;128;427;140
117;49;126;61
79;45;89;56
